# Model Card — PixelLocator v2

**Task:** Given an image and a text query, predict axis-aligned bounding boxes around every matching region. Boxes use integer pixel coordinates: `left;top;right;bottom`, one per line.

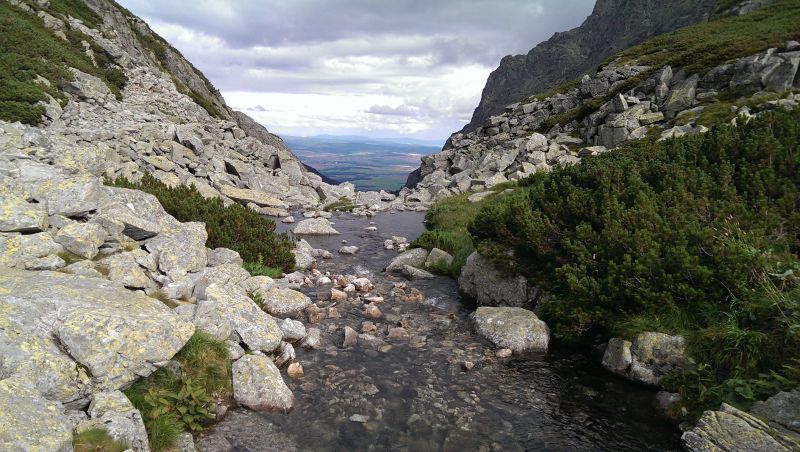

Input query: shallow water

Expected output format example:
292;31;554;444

209;211;681;451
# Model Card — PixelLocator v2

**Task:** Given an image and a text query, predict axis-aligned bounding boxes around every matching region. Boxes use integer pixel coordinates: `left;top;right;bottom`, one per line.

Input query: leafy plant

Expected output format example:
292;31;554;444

142;378;215;432
247;290;266;310
105;174;295;272
243;254;283;278
125;330;230;450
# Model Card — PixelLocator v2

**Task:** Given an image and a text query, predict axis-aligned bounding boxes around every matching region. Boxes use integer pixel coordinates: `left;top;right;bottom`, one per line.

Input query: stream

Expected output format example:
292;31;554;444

201;211;681;451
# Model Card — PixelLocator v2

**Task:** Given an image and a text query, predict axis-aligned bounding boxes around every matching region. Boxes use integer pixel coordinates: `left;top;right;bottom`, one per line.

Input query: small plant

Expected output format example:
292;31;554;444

247;290;266;310
142;378;215;432
73;428;129;452
243;254;283;278
125;330;231;450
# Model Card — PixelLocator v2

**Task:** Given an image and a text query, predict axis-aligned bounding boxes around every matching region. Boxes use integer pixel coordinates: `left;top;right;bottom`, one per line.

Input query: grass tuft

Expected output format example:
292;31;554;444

73;428;129;452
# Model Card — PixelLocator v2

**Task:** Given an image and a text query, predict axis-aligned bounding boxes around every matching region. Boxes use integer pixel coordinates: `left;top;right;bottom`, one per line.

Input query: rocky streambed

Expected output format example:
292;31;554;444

198;211;681;451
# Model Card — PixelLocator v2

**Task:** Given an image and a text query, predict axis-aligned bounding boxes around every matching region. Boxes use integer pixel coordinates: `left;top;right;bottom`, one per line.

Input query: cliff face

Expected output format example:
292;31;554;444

461;0;719;133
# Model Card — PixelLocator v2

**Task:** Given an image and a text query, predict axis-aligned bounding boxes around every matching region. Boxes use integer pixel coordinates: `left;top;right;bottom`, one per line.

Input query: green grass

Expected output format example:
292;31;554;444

243;259;283;278
125;330;230;451
48;0;103;28
106;174;295;272
466;108;800;418
323;199;355;212
73;428;129;452
0;1;127;124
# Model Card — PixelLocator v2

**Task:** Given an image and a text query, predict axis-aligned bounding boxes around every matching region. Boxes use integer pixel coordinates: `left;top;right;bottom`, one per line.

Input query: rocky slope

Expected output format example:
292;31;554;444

459;0;721;135
401;1;799;203
5;0;406;216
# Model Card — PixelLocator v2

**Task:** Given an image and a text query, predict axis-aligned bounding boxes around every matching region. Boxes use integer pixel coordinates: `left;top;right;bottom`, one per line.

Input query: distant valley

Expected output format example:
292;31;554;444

284;135;441;192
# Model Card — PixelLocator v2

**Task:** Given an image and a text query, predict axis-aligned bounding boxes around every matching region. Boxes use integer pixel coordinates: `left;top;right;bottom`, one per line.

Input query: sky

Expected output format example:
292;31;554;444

118;0;596;143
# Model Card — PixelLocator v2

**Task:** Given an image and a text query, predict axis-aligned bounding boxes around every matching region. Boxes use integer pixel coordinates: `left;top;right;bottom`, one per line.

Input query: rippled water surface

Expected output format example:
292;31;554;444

205;211;681;451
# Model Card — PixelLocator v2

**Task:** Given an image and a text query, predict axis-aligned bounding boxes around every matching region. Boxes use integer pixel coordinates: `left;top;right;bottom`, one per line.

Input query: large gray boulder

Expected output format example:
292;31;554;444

204;284;282;353
385;248;429;273
602;332;690;386
232;355;294;412
458;251;539;308
218;185;287;208
0;267;195;402
425;248;454;268
293;217;339;235
472;306;550;353
145;222;208;278
77;390;150;452
0;377;73;452
751;390;800;437
682;403;800;452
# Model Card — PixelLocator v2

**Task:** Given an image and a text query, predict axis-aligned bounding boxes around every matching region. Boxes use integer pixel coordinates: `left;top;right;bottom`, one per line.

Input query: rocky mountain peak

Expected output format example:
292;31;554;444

460;0;720;134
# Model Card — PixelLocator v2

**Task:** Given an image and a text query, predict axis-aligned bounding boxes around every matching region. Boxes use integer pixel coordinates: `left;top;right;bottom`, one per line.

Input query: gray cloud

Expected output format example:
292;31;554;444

118;0;596;140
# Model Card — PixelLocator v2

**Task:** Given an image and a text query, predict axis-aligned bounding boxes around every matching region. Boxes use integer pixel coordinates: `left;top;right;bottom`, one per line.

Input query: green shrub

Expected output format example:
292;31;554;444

105;174;295;272
73;428;129;452
469;108;800;416
247;290;266;310
125;330;230;450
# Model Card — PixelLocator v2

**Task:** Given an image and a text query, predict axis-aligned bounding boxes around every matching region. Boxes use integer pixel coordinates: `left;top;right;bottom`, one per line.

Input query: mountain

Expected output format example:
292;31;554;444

460;0;724;134
400;0;799;202
284;135;440;192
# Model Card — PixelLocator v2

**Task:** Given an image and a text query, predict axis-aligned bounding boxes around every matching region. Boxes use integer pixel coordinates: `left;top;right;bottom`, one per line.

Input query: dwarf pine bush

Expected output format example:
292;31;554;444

106;174;295;272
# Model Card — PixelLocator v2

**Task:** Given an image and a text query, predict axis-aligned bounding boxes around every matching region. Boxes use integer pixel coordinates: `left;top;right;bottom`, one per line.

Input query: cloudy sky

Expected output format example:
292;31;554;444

118;0;596;143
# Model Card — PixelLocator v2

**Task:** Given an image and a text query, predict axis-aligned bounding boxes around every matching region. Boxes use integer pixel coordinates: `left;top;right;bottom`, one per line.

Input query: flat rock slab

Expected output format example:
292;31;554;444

0;377;73;452
682;403;800;451
0;267;194;403
472;306;549;353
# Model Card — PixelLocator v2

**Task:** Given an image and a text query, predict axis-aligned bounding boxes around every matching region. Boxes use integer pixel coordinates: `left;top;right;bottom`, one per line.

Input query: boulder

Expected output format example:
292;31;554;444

293;217;339;235
425;248;454;268
292;248;314;270
145;222;207;277
664;74;699;117
97;252;151;289
751;390;800;437
261;287;312;317
385;248;429;273
402;265;435;280
682;403;799;452
300;327;321;350
64;68;111;102
54;222;107;259
339;245;359;255
232;355;294;412
602;332;689;385
472;307;550;353
0;268;194;401
0;186;47;232
0;377;73;452
207;247;243;267
218;185;287;208
279;318;306;342
458;251;539;308
77;391;150;452
204;284;282;353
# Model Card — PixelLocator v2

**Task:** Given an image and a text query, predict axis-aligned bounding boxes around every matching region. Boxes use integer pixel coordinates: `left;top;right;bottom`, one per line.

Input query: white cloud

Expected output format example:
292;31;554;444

119;0;596;140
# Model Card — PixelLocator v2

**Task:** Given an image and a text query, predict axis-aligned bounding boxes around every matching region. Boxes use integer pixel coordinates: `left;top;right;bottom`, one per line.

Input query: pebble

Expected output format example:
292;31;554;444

349;414;368;423
361;321;377;334
461;361;475;371
287;362;304;378
331;288;347;302
364;304;382;318
496;348;513;358
343;326;358;347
